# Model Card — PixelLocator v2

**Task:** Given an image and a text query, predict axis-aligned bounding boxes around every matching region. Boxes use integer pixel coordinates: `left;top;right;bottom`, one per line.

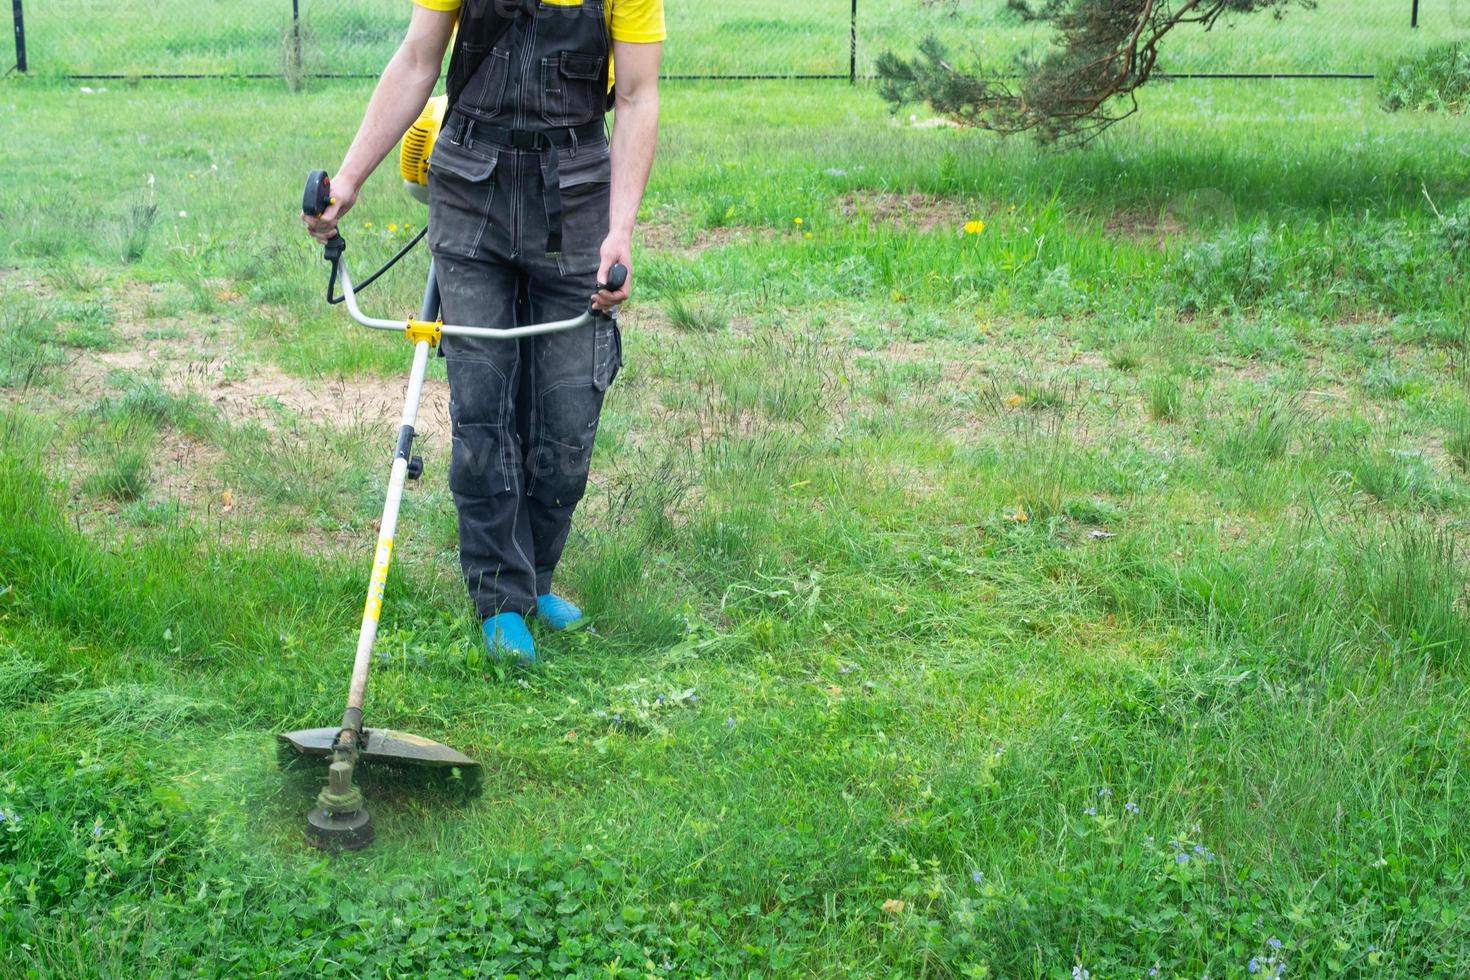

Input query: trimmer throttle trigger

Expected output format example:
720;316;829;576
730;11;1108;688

304;170;346;264
599;263;628;293
303;170;334;217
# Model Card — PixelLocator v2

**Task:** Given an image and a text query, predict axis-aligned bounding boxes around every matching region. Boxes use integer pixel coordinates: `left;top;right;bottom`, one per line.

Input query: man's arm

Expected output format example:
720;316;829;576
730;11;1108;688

593;39;662;311
302;7;457;244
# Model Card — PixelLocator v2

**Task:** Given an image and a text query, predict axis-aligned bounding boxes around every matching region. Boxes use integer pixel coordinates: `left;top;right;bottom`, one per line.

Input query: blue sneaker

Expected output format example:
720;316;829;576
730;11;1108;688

536;593;584;631
482;612;536;665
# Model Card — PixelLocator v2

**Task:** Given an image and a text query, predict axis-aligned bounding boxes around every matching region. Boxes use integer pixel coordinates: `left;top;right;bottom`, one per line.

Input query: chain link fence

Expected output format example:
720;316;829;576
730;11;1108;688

9;0;1469;80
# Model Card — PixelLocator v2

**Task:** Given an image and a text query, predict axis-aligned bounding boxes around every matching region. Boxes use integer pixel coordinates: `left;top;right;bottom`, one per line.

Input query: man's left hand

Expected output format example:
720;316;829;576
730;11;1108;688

593;235;632;313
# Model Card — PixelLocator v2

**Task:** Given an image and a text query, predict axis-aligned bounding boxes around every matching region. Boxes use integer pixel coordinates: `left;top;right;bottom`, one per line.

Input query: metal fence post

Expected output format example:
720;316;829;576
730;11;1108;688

291;0;303;72
849;0;857;84
11;0;25;73
1411;0;1420;27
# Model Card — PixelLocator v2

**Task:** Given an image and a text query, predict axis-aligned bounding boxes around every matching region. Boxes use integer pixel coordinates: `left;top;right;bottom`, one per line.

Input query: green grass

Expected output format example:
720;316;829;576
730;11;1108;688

1380;40;1470;114
3;73;1470;977
18;0;1468;77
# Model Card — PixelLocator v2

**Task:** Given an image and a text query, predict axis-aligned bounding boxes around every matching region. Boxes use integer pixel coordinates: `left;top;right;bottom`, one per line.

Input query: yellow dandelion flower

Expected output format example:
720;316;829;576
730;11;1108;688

363;222;374;229
964;219;986;235
793;217;804;226
388;223;399;233
803;231;813;240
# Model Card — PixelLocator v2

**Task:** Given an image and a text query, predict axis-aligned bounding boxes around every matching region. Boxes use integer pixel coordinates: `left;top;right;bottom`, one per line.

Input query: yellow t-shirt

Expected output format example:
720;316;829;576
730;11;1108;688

415;0;663;90
414;0;667;49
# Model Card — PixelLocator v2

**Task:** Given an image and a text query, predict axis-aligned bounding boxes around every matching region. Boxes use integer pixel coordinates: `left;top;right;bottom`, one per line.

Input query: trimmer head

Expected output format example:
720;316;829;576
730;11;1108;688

306;803;375;850
280;728;481;850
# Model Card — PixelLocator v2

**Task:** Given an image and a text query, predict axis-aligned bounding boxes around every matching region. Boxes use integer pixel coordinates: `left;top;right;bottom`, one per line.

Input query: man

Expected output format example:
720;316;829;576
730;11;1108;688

303;0;663;664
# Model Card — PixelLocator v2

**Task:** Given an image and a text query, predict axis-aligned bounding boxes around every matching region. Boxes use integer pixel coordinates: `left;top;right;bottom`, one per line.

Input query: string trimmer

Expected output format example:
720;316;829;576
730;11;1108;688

279;97;626;850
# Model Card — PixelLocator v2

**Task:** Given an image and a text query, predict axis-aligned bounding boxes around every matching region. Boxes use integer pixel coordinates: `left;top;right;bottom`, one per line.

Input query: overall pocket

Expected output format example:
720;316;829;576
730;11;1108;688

460;47;512;118
592;317;622;392
553;142;611;278
540;51;606;128
427;141;500;259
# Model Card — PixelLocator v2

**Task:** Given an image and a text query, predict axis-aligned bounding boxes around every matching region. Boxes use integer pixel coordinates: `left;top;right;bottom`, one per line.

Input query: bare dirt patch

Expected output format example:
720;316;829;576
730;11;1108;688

638;221;774;255
835;192;978;235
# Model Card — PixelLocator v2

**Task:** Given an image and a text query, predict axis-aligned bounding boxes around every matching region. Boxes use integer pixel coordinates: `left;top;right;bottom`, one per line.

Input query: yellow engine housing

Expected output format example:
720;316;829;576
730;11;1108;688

399;95;446;204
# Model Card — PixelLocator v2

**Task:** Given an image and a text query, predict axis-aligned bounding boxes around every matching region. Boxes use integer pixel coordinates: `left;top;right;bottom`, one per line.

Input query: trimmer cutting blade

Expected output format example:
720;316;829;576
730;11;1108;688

278;727;478;769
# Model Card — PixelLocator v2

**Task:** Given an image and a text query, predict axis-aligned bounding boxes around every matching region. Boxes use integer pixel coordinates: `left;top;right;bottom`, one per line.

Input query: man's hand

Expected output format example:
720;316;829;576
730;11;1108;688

593;235;631;312
297;6;454;246
302;175;360;244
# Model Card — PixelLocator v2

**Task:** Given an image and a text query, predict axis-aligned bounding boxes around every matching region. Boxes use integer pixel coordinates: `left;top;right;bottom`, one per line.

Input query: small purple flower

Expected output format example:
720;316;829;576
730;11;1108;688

1084;806;1097;817
1125;801;1139;814
1071;967;1089;980
725;716;735;728
1097;786;1111;798
611;713;622;724
1148;969;1159;978
91;820;104;838
1174;852;1189;864
1267;937;1282;950
656;694;665;704
1367;945;1378;953
689;693;699;703
1192;844;1206;856
970;869;983;884
1249;958;1261;974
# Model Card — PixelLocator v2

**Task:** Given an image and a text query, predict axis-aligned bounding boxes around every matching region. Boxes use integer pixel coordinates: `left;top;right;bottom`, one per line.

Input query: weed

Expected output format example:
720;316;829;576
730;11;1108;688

1107;340;1145;371
1340;445;1449;508
665;296;729;333
1214;391;1304;464
118;198;159;264
1379;41;1470;115
1147;373;1182;421
1447;404;1470;472
0;303;66;390
81;416;156;503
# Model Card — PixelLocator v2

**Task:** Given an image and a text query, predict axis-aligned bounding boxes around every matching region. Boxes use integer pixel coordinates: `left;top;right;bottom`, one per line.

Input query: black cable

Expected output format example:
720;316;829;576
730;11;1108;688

328;227;428;305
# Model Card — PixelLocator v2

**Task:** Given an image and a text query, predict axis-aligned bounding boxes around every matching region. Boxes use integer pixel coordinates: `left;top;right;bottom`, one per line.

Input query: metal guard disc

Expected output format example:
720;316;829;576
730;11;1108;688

278;727;477;769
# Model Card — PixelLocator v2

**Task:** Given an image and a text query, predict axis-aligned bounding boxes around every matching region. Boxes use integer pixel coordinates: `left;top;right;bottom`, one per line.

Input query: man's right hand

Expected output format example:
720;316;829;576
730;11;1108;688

302;175;360;244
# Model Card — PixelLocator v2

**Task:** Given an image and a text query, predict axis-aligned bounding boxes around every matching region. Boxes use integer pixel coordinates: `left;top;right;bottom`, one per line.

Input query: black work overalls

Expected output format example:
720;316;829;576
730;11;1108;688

426;0;620;621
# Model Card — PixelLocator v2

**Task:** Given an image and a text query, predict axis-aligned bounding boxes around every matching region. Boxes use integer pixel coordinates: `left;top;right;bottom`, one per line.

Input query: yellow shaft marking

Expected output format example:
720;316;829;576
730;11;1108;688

363;536;394;623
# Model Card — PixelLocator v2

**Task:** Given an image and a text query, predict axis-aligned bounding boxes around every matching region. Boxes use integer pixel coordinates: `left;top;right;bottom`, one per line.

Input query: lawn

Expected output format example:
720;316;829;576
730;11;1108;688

2;68;1470;976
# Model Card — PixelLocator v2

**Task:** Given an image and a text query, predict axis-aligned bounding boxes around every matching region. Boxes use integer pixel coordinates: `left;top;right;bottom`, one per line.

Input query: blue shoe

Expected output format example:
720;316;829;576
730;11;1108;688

536;593;584;631
482;612;536;665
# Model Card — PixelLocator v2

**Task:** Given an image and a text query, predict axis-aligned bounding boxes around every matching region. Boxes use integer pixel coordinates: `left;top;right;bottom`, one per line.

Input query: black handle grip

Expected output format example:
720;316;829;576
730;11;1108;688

304;170;345;266
303;170;333;217
600;263;627;292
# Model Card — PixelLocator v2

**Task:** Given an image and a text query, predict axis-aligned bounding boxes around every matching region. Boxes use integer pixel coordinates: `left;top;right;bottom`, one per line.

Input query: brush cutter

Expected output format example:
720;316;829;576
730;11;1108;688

280;114;626;850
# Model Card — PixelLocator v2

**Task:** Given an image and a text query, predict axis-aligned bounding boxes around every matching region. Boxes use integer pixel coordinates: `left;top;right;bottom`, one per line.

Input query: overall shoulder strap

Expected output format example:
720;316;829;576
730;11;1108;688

443;0;531;110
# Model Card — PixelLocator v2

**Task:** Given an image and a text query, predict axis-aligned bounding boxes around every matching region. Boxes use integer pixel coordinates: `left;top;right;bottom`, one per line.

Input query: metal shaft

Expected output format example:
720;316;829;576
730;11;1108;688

339;269;439;734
